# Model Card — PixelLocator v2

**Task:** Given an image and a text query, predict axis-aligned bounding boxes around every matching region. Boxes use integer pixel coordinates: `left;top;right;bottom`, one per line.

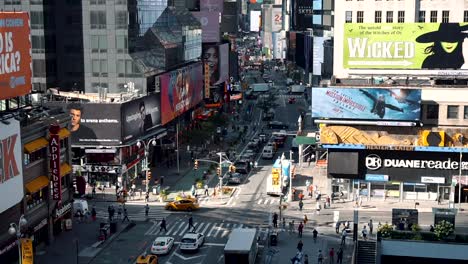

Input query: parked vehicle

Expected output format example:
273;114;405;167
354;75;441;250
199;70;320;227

224;229;258;264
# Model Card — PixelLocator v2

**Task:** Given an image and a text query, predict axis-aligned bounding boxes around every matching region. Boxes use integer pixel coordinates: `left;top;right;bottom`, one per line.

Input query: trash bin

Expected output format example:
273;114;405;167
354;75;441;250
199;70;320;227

110;222;117;234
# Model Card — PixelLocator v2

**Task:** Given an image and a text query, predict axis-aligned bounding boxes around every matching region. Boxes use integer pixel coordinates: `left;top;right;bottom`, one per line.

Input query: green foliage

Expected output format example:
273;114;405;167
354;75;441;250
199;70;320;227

434;220;454;240
411;224;422;232
377;223;393;238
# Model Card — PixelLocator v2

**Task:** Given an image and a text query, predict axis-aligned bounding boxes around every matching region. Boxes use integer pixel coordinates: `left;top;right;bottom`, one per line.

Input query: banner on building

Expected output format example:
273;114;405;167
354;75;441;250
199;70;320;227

312;88;421;121
49;124;61;201
0;118;23;213
121;94;161;143
0;12;32;100
343;23;468;70
21;238;33;264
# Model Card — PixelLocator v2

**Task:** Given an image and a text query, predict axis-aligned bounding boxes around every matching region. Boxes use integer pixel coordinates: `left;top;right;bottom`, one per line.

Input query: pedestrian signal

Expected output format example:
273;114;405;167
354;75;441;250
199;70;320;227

194;159;199;170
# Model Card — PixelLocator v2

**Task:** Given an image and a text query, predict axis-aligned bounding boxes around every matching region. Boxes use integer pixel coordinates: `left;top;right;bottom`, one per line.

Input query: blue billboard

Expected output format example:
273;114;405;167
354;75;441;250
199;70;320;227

311;88;421;120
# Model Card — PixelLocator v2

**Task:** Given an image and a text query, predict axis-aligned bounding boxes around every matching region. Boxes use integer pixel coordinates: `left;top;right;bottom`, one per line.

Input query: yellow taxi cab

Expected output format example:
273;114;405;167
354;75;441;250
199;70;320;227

165;198;199;211
136;254;158;264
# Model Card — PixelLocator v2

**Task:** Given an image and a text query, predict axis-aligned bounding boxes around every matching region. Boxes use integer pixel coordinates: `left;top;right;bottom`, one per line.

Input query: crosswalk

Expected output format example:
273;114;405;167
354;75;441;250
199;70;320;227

257;197;280;205
95;207;171;222
144;219;269;241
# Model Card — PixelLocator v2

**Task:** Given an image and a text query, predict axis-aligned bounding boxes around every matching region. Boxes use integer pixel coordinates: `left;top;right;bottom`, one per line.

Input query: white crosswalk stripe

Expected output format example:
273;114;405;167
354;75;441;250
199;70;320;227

256;198;279;205
144;219;269;240
95;207;171;222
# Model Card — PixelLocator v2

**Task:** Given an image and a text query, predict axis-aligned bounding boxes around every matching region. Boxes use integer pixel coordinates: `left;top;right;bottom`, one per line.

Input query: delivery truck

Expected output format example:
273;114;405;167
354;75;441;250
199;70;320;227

224;228;258;264
266;158;291;196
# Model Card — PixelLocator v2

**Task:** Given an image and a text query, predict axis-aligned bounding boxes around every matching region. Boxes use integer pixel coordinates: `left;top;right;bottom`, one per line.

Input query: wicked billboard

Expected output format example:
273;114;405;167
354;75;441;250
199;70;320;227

160;63;204;125
311;88;421;121
344;23;468;69
46;102;122;146
121;94;161;143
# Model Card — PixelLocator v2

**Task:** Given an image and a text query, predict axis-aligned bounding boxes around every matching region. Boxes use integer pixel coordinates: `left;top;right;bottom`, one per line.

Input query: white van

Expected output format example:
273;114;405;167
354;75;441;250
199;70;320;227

73;199;89;215
262;146;274;159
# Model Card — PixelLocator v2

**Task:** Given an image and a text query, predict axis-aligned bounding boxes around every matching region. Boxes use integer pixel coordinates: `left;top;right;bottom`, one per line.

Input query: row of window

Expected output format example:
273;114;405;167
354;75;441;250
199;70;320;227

426;105;468;120
346;10;468;23
91;59;140;76
90;10;128;29
90;35;128;53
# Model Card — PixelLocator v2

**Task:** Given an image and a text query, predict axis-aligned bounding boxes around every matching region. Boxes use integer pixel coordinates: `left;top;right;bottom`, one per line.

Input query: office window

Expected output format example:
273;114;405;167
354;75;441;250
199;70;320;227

447;105;459;119
464;11;468;22
375;11;382;23
386;11;393;23
345;11;352;23
397;11;405;23
30;11;44;29
464;106;468;119
90;11;106;29
426;105;439;119
430;11;437;22
115;11;128;29
116;35;128;53
91;59;108;77
90;35;107;53
90;0;106;4
116;60;140;77
30;0;43;4
419;11;426;22
5;0;21;4
116;0;127;4
357;11;364;23
31;35;45;53
32;60;46;77
441;11;449;23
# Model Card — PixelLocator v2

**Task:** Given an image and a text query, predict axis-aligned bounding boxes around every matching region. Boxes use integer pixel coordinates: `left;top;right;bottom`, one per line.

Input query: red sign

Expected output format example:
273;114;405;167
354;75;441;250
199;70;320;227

0;12;32;100
49;124;61;201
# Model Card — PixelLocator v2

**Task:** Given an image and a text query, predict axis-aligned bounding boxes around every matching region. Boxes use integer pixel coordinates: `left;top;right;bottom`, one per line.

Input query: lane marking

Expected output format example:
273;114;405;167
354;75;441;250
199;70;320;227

196;222;205;233
166;220;182;236
201;223;211;235
221;223;231;237
213;223;223;237
207;223;218;237
257;199;263;205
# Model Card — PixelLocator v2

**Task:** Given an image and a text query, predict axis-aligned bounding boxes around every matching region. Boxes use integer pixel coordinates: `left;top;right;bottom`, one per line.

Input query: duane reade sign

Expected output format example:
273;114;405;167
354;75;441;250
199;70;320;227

365;154;466;171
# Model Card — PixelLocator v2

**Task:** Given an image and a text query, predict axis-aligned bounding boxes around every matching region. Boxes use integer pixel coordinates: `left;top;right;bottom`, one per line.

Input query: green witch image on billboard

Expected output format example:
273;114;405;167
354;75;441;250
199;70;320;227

343;23;468;69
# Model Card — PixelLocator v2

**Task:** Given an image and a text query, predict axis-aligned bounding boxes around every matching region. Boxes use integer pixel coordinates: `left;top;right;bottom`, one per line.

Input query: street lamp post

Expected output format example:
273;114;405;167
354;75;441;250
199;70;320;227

8;215;27;264
278;153;285;224
288;150;294;202
137;138;157;196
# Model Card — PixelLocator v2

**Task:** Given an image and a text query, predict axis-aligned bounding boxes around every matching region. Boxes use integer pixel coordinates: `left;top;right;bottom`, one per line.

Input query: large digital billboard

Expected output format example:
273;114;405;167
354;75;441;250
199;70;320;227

312;88;421;121
192;11;220;43
0;12;32;100
250;10;261;32
344;23;468;69
203;44;229;86
160;63;203;125
46;102;122;146
0;119;23;213
121;94;161;143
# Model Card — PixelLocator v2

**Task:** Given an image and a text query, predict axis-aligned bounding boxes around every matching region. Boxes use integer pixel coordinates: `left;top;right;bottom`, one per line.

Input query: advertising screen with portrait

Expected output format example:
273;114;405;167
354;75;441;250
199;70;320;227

121;94;161;143
344;23;468;69
160;63;204;125
203;44;229;86
311;88;421;121
46;102;122;146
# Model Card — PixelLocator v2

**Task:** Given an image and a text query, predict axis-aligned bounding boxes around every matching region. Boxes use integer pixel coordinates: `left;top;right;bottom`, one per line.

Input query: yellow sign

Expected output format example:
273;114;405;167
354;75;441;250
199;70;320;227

21;238;33;264
204;62;210;99
272;168;280;187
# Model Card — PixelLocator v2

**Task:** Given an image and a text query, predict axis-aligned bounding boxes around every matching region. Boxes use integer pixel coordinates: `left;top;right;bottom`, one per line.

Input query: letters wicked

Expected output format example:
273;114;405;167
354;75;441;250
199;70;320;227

347;38;415;59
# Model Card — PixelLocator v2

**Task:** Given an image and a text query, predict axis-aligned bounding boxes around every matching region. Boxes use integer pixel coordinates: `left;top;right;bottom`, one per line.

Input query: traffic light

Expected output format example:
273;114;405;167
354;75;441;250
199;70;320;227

194;159;199;170
217;167;221;176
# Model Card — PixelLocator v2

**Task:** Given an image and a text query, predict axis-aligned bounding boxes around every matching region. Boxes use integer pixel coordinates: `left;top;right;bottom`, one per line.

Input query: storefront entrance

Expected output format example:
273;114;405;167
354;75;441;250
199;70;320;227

438;186;451;201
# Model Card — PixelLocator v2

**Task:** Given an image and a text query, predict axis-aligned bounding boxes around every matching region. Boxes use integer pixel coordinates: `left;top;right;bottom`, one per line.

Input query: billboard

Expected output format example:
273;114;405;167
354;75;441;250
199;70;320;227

272;7;283;32
203;44;229;86
344;23;468;69
121;94;161;143
0;12;32;100
250;10;261;32
201;0;223;12
46;102;122;146
192;11;220;43
160;63;204;125
293;0;313;30
312;88;421;120
0;119;23;213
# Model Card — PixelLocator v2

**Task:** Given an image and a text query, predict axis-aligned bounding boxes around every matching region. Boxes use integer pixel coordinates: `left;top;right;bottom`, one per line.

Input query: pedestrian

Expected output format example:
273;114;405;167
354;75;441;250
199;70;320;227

77;210;84;223
358;195;363;207
160;218;167;232
298;192;305;201
317;250;323;264
369;219;374;235
341;230;347;246
430;225;435;232
362;225;368;240
91;206;97;222
117;205;122;220
160;176;164;186
298;222;304;238
84;209;91;223
313;228;318;243
191;184;196;197
437;194;442;205
92;186;96;197
335;221;340;234
303;214;308;225
188;215;195;232
145;192;150;202
107;205;112;221
297;240;304;252
304;254;309;264
204;184;209;196
273;212;278;228
299;200;304;211
282;217;286;230
316;202;321;215
122;208;130;223
145;204;149;218
337;247;344;264
329;248;335;264
289;220;295;234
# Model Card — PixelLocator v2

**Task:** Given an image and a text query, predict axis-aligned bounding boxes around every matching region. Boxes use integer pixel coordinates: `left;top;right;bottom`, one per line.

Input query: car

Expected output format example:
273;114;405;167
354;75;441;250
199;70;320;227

180;232;205;252
268;121;289;129
165;199;199;211
228;173;244;184
273;136;285;148
247;140;259;150
234;160;251;174
151;237;175;255
288;97;296;104
136;254;158;264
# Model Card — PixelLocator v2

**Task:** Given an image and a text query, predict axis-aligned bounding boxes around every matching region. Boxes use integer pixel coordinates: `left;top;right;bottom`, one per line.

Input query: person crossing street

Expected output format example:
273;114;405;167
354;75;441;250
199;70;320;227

273;212;278;228
160;218;167;232
188;215;195;232
299;200;304;211
145;204;149;218
313;228;318;243
122;208;130;223
298;222;304;238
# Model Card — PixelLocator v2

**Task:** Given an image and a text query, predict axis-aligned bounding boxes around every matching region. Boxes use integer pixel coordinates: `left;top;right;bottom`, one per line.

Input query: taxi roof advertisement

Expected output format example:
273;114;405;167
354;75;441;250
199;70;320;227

343;23;468;70
0;12;32;100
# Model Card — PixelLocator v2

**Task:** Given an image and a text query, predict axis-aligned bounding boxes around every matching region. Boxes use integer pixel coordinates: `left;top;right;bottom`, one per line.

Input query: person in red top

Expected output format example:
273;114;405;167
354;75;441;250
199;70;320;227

329;248;335;264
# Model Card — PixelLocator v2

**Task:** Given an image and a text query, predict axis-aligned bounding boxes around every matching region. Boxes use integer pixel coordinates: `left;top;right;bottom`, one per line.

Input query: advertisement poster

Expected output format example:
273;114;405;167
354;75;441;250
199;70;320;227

0;119;23;213
160;63;203;125
201;0;223;12
192;11;220;43
0;12;32;100
49;124;61;201
344;23;468;69
121;94;161;143
311;88;421;120
250;10;261;32
21;238;33;264
203;44;229;86
46;102;122;146
272;7;283;32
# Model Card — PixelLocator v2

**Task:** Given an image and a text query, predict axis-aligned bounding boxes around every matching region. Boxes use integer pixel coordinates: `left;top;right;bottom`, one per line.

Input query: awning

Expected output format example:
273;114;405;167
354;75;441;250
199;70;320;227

295;136;317;145
24;137;48;153
60;163;72;177
25;176;49;193
58;128;71;140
